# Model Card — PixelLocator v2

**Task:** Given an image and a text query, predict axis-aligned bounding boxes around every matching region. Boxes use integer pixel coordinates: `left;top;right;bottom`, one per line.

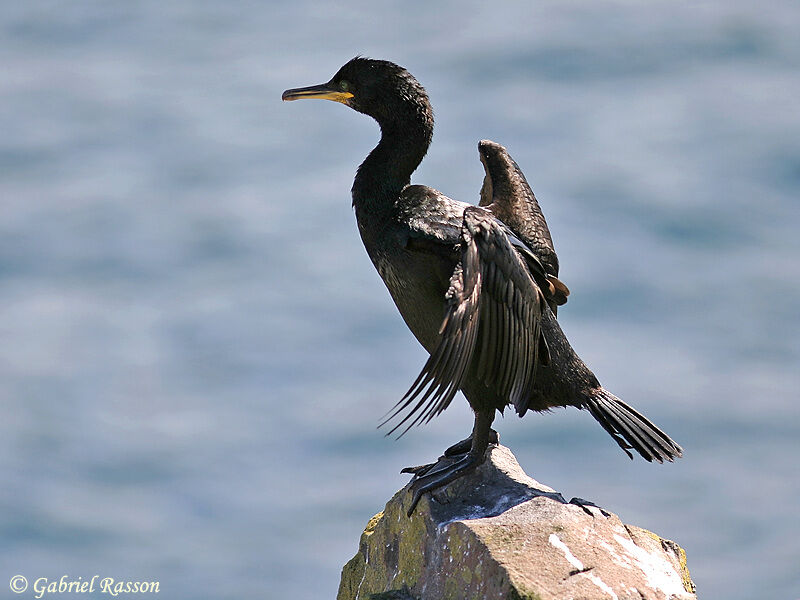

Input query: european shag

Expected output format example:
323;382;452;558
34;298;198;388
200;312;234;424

283;58;682;515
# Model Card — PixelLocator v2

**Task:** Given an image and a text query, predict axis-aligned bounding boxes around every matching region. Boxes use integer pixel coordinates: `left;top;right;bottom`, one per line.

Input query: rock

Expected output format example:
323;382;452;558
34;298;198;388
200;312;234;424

337;445;695;600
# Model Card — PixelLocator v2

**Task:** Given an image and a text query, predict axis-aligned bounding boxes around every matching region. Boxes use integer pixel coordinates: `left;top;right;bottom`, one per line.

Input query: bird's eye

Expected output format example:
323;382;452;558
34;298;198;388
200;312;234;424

338;80;351;92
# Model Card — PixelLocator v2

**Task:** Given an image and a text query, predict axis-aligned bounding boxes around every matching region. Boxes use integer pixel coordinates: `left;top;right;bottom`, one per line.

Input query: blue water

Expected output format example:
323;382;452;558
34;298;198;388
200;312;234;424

1;2;798;598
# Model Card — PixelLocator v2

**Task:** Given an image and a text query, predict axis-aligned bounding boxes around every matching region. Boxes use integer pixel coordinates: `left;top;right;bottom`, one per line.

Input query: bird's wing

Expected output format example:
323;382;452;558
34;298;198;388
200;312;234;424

401;184;465;244
478;140;569;311
383;206;549;436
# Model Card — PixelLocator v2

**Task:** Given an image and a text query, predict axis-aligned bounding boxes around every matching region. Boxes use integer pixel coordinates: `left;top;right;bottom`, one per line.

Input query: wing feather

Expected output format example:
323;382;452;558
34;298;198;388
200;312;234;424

383;206;550;435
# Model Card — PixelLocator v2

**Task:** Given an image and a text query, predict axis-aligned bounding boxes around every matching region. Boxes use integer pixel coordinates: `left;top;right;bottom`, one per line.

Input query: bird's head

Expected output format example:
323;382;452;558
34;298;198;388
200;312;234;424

282;57;432;132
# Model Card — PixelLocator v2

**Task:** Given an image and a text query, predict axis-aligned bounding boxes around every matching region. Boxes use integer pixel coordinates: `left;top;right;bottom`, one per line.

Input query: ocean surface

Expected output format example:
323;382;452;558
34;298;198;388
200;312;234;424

1;2;798;598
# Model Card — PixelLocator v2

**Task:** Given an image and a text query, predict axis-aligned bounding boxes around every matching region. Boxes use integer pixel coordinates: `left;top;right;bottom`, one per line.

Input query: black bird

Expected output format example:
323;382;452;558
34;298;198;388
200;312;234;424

283;58;682;515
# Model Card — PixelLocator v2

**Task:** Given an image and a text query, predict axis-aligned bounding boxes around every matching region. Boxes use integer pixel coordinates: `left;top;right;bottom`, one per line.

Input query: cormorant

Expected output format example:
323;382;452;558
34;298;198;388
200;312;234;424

283;57;682;515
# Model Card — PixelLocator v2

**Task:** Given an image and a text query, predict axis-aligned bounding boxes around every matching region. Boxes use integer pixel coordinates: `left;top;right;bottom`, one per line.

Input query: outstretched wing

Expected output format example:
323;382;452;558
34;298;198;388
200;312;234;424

383;206;549;436
478;140;570;312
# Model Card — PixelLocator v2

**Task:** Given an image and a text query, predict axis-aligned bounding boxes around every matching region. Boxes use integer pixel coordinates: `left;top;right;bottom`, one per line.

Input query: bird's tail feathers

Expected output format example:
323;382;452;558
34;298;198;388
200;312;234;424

585;388;682;463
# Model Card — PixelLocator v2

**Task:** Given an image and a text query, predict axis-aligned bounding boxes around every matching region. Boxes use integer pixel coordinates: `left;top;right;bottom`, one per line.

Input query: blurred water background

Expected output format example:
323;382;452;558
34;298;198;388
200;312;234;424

1;1;798;598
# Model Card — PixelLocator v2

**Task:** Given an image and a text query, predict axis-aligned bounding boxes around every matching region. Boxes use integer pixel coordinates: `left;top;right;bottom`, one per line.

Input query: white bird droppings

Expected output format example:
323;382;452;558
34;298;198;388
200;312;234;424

549;533;619;600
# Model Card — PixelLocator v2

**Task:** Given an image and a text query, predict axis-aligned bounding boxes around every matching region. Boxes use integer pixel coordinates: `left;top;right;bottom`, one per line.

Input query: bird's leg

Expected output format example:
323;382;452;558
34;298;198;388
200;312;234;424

444;428;499;457
405;410;495;516
400;428;499;477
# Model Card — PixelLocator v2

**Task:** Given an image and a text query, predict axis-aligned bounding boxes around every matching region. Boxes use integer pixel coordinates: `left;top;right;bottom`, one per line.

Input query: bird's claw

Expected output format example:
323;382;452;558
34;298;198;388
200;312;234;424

400;463;436;477
569;497;611;518
401;428;498;478
405;452;486;516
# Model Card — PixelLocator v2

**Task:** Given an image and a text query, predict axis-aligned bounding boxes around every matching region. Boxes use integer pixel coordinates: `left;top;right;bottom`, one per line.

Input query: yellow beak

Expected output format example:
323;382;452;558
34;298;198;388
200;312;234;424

282;83;354;104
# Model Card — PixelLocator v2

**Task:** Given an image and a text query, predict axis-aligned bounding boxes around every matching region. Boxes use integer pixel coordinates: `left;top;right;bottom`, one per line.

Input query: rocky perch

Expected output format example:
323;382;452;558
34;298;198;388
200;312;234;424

337;445;695;600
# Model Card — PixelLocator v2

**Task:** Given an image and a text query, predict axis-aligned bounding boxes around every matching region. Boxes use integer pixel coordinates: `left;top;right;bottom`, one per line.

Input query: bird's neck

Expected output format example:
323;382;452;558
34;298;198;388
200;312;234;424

352;117;432;221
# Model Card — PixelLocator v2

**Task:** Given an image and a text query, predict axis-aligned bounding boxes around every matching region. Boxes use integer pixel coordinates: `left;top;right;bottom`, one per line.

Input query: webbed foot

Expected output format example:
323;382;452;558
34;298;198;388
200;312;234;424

402;410;496;516
569;497;611;518
406;451;487;516
399;428;499;478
